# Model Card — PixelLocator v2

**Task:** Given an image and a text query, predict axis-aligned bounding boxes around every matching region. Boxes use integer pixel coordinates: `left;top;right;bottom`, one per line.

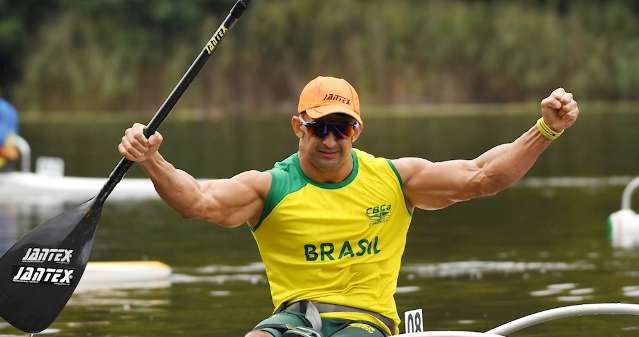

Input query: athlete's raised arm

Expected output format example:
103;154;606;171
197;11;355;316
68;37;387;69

118;123;271;228
392;88;579;211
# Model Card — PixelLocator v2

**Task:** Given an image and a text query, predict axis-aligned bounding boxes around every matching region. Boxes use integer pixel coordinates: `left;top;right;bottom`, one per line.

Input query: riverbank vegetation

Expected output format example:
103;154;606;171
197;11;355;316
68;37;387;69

2;0;638;116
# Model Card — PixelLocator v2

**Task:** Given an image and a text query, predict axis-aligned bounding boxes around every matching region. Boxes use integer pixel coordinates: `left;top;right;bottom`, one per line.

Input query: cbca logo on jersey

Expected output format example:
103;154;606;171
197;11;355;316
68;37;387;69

21;247;73;264
12;266;74;286
366;204;391;226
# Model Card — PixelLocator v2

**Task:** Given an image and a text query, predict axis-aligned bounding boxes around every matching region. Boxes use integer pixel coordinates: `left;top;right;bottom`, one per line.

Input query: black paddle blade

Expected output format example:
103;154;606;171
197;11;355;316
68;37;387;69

0;199;102;333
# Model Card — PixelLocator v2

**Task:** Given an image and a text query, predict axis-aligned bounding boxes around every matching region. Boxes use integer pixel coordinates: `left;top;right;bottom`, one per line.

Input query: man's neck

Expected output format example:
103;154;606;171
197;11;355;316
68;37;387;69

298;152;353;183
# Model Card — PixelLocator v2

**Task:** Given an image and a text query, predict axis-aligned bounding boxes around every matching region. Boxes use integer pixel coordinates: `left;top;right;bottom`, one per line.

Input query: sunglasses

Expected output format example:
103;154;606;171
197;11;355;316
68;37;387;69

300;119;359;139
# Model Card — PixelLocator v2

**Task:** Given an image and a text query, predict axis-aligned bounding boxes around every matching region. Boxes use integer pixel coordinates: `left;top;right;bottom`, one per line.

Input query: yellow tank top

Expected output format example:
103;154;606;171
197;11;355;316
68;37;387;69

252;148;412;334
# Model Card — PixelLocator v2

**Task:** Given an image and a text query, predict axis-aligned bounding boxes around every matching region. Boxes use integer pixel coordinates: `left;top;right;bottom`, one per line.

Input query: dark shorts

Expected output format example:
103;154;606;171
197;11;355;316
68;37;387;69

253;310;388;337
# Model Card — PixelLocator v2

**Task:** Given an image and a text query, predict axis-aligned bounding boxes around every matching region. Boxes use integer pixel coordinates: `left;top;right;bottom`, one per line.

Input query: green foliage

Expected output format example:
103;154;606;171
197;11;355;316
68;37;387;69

0;0;61;97
2;0;639;114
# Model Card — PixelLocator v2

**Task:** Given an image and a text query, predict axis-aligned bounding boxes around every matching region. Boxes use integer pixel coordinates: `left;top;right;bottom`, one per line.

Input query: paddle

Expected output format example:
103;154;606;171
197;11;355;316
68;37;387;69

0;0;251;332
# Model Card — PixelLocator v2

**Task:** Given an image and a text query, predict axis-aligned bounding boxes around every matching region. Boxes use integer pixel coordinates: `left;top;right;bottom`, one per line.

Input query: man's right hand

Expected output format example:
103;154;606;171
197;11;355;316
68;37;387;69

118;123;164;162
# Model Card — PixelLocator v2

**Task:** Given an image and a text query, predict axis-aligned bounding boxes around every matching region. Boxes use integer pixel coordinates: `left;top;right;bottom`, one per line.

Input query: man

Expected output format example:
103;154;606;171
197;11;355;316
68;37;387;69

118;76;579;337
0;98;20;171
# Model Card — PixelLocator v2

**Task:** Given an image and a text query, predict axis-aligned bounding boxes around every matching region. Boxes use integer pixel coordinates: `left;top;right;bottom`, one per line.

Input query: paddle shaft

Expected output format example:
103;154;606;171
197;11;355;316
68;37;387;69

96;0;250;205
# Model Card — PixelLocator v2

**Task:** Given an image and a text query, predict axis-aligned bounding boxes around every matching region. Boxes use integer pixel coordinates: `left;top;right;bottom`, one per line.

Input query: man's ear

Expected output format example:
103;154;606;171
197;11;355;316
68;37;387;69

351;124;363;143
291;115;304;138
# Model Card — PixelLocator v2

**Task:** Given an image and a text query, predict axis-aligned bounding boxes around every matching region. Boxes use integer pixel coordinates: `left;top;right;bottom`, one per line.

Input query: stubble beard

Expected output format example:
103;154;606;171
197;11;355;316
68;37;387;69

310;147;344;172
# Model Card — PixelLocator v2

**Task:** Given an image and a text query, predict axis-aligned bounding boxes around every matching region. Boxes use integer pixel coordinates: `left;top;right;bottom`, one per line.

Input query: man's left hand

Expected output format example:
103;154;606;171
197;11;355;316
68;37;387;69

540;87;580;132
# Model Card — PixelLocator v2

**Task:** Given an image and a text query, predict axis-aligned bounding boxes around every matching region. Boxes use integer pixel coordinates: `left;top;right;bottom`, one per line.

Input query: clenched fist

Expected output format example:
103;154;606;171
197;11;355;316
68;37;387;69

540;88;580;132
118;123;164;162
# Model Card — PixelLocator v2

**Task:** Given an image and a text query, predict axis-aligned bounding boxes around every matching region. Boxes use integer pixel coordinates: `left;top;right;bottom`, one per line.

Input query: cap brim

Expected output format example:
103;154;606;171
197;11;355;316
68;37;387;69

306;105;363;126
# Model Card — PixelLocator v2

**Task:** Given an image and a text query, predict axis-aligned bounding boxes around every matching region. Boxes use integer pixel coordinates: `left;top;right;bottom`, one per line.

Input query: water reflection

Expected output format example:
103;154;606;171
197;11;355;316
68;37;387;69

171;273;265;285
0;204;20;255
402;261;595;279
68;289;170;307
529;284;595;302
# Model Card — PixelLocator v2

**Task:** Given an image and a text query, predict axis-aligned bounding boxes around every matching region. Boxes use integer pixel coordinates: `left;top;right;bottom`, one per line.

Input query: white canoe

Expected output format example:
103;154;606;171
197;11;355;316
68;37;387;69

76;261;171;292
0;172;159;204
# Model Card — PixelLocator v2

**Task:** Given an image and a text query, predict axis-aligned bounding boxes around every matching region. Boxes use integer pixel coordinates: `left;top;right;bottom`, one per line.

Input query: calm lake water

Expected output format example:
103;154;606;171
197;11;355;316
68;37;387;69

1;110;638;337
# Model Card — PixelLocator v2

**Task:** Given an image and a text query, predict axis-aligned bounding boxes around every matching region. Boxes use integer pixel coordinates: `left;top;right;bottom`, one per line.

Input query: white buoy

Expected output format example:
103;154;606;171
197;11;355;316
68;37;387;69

608;177;639;248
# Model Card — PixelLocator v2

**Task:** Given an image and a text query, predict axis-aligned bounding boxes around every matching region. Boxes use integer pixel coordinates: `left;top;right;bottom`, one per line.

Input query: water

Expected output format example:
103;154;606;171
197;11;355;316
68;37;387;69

1;110;638;336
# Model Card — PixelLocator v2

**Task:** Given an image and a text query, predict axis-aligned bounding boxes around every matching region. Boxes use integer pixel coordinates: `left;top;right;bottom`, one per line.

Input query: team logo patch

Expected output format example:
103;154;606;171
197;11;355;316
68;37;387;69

366;204;392;226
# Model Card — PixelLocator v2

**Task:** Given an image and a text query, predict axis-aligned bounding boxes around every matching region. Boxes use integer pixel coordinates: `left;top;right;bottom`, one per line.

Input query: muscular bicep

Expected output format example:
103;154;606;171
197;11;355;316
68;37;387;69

193;170;271;228
393;157;486;210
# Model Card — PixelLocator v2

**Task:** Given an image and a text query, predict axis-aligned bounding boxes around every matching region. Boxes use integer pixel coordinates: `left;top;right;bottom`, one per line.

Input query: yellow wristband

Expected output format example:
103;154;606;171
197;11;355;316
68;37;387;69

536;117;563;141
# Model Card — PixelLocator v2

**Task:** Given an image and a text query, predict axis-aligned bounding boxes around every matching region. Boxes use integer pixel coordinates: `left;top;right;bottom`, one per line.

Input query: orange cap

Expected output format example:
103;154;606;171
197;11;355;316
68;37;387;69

298;76;362;125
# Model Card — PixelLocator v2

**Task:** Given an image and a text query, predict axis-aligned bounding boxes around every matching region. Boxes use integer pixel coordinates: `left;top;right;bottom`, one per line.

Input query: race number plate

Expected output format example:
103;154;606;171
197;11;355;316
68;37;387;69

404;308;424;333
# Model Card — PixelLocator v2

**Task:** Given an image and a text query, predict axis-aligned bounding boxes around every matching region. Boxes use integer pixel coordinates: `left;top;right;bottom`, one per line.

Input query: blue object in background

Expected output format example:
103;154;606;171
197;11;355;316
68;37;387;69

0;98;19;146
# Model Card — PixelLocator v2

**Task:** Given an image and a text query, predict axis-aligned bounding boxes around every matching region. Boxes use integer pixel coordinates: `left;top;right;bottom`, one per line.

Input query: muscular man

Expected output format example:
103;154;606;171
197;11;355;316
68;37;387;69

118;76;579;337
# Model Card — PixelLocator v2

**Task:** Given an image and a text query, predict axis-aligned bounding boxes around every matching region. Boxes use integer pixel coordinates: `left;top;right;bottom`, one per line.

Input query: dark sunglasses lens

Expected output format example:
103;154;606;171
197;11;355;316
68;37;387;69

313;122;354;139
332;123;355;139
305;121;355;139
308;122;330;138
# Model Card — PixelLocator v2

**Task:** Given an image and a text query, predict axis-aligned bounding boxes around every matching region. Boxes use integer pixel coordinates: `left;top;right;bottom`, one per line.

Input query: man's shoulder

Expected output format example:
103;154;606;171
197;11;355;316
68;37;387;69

268;152;308;193
354;148;393;161
232;169;272;195
272;152;299;173
353;148;393;170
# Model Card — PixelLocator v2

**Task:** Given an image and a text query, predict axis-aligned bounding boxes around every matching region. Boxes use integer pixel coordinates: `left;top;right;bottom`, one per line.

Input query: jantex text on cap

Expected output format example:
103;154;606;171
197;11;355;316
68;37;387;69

323;94;351;105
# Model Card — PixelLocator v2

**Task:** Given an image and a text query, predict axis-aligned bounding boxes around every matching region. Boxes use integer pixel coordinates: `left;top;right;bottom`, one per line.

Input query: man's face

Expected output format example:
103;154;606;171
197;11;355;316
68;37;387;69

294;113;361;172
